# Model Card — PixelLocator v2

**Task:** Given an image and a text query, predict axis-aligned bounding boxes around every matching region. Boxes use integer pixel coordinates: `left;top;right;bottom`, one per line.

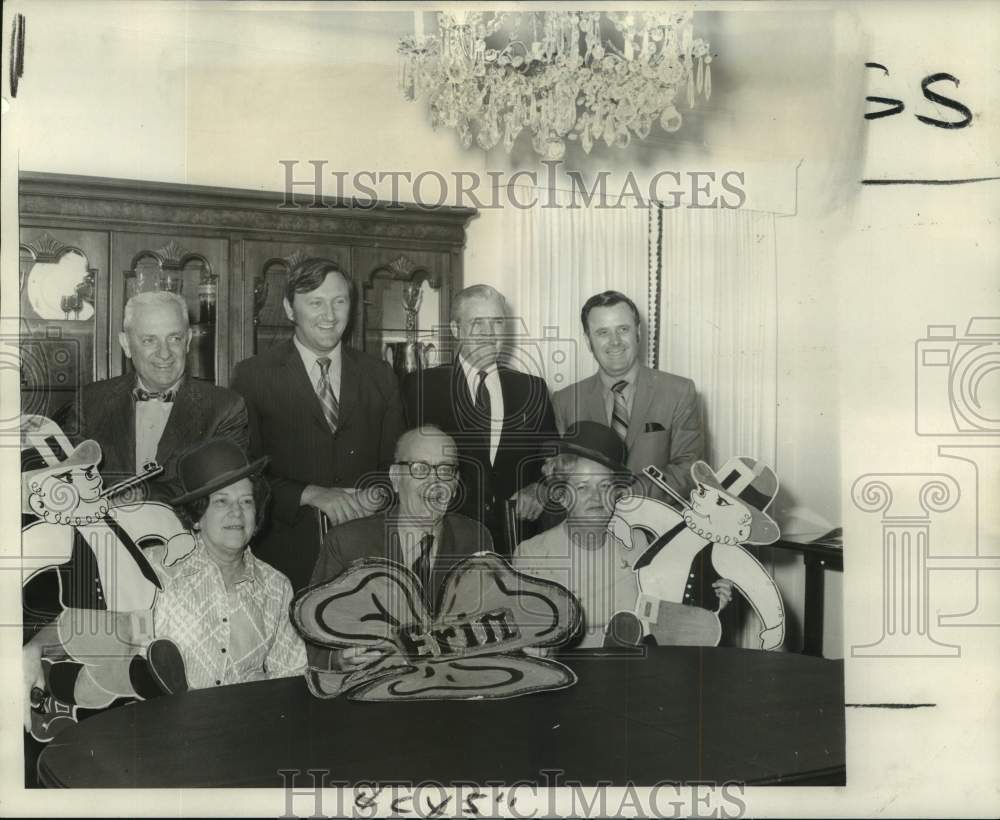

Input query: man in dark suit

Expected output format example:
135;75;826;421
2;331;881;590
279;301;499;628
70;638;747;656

306;425;493;685
231;258;404;591
401;285;558;554
552;291;705;503
58;290;247;502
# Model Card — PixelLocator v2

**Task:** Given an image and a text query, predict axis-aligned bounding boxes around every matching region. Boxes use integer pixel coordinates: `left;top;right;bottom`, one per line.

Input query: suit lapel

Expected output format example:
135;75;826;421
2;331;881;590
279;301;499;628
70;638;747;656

451;362;478;432
156;378;200;464
430;516;467;607
337;346;359;431
585;373;608;425
452;362;491;460
496;368;518;455
281;340;328;433
627;366;655;450
384;512;405;565
94;377;135;477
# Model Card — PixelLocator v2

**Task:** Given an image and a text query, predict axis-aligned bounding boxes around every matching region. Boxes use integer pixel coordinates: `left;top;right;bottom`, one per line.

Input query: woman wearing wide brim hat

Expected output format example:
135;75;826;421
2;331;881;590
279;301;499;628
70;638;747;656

512;421;641;651
151;438;307;690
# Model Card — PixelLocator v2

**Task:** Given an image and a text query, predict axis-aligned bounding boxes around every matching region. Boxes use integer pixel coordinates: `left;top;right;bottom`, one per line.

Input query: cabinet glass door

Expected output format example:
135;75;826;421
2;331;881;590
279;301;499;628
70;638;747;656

352;248;451;381
241;240;352;361
112;234;229;384
18;228;108;424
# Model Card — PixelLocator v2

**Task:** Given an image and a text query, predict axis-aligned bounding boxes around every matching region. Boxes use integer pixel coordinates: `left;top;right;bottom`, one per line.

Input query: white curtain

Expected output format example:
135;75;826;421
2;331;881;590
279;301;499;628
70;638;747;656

656;206;778;469
499;186;650;389
655;205;780;649
486;195;781;649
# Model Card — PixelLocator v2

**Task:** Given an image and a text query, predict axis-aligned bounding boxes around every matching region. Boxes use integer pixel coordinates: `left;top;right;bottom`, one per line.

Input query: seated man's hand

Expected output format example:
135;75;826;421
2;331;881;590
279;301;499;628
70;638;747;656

304;486;367;527
511;484;544;521
340;642;392;670
713;578;734;611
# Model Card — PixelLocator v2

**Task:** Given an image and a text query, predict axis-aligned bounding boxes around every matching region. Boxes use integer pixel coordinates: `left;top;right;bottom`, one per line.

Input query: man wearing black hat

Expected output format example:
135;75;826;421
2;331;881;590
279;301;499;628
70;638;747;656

516;422;735;651
513;421;644;650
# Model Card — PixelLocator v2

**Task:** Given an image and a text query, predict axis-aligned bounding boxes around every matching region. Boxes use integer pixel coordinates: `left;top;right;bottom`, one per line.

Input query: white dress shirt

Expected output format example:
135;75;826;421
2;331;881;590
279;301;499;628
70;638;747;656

458;354;504;465
134;377;181;473
294;335;342;403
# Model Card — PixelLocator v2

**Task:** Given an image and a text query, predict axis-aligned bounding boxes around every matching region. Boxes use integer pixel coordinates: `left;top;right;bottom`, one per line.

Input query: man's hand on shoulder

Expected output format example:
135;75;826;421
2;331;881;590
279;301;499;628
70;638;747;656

301;486;367;527
511;483;545;521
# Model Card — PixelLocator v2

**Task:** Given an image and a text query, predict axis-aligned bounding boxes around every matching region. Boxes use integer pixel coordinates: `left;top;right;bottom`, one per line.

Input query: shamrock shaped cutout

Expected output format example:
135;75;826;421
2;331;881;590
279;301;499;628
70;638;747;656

292;552;582;701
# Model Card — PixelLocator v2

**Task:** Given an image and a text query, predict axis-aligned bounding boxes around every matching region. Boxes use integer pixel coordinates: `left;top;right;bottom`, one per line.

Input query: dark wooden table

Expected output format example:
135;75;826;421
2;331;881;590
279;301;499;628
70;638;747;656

38;647;845;788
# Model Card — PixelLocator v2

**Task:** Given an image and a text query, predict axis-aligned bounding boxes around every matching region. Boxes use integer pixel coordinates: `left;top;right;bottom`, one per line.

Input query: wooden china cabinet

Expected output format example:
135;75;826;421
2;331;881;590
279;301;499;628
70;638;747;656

17;172;475;420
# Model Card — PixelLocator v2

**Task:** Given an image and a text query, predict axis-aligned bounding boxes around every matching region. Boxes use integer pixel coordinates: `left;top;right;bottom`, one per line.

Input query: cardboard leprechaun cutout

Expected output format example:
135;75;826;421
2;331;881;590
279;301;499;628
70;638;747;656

21;415;196;741
605;456;786;651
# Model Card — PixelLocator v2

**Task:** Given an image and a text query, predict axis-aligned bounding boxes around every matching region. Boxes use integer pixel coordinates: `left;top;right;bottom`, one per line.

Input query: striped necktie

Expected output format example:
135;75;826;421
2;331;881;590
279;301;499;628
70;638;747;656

412;533;434;595
315;356;340;434
610;380;630;442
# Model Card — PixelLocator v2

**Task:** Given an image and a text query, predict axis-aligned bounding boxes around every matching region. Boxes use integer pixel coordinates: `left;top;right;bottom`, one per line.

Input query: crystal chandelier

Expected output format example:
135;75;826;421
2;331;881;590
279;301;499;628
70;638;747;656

398;10;712;159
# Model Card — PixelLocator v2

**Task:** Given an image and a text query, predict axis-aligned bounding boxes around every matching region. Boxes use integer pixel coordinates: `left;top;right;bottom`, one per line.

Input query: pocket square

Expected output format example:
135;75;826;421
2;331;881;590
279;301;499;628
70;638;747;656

644;422;666;432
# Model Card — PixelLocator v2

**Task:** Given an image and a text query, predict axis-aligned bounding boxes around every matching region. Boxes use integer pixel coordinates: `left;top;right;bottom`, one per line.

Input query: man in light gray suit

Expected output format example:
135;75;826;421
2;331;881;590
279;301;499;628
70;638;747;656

552;291;705;503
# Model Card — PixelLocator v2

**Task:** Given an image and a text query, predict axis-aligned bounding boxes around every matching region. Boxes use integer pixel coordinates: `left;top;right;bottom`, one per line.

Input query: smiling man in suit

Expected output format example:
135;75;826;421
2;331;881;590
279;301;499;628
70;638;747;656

231;258;404;590
552;290;704;503
401;284;558;554
58;291;248;501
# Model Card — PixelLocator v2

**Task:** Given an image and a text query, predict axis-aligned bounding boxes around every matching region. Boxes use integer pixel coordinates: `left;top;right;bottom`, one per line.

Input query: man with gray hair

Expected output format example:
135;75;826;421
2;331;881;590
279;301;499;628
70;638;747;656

401;284;558;554
58;290;248;501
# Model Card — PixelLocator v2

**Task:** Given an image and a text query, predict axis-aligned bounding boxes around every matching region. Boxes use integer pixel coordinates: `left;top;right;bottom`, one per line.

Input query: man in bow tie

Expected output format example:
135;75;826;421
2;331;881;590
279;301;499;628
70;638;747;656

552;291;705;504
57;291;248;503
401;284;559;555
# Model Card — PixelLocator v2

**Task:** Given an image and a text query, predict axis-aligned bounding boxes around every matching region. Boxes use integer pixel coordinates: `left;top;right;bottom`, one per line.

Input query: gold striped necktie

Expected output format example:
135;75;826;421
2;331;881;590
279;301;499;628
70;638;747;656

611;379;629;442
316;356;340;434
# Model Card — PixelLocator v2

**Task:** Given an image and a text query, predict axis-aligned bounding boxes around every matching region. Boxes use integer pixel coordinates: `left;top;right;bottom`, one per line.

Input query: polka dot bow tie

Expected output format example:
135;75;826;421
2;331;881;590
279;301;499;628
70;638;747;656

132;388;176;402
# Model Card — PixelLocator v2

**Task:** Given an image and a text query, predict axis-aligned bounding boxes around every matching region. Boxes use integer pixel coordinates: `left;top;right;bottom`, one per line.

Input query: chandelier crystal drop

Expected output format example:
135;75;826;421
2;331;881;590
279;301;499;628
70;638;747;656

398;10;712;158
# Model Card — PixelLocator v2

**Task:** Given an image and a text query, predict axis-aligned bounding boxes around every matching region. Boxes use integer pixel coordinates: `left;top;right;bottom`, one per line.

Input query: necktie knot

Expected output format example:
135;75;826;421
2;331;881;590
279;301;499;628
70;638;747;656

133;387;175;402
317;356;332;376
612;380;628;395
